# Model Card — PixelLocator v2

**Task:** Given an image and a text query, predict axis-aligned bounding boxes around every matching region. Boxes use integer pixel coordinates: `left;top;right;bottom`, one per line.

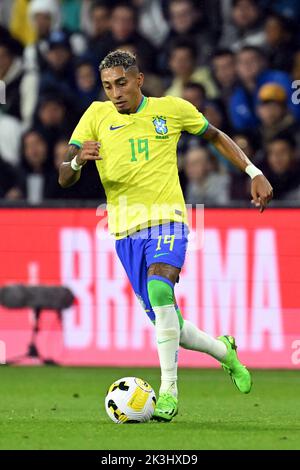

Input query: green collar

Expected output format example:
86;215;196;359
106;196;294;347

134;95;147;113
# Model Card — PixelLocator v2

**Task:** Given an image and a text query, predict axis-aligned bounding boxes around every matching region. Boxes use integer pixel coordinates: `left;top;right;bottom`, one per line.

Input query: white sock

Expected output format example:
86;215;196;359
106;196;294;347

153;304;180;398
180;320;227;362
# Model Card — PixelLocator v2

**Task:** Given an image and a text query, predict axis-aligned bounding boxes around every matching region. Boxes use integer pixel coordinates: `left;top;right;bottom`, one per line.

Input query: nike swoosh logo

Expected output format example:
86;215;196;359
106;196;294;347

157;339;172;345
154;253;169;258
110;125;126;131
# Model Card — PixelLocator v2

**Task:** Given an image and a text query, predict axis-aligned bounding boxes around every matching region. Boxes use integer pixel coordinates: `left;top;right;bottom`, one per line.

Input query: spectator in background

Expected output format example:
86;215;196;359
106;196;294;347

9;0;36;46
24;0;61;72
0;155;23;200
219;0;265;51
182;82;206;111
229;46;300;131
261;0;300;21
165;40;218;99
60;0;84;33
20;129;51;203
176;82;207;192
0;34;24;120
256;83;299;146
40;30;76;101
229;132;260;200
229;46;266;131
132;0;169;47
162;0;215;66
264;13;297;72
74;59;101;114
179;81;228;185
87;0;111;64
232;131;262;165
33;94;76;153
101;2;157;72
184;146;230;205
262;134;300;200
25;0;86;69
211;49;238;108
177;82;207;157
0;29;38;128
0;113;22;167
204;101;227;132
21;0;61;126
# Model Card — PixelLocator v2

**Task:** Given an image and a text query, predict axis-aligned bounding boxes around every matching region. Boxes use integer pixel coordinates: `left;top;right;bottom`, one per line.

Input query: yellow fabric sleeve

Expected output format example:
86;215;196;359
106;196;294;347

173;97;209;135
69;103;98;148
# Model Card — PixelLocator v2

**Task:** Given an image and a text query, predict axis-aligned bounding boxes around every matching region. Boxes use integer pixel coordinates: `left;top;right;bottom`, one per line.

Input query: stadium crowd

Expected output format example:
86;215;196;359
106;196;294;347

1;0;300;204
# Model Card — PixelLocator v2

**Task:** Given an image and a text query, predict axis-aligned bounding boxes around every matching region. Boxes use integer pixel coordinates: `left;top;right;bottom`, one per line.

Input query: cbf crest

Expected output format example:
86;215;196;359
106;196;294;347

152;116;168;135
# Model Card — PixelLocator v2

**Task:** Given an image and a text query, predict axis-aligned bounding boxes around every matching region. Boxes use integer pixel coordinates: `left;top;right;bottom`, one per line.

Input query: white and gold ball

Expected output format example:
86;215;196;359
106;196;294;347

105;377;156;424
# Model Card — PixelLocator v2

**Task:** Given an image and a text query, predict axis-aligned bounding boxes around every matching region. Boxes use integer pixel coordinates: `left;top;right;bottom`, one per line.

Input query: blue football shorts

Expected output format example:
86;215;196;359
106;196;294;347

115;222;189;322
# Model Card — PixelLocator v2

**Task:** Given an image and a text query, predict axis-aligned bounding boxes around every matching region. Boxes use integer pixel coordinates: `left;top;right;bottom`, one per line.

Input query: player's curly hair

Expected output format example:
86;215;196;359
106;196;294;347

99;50;138;72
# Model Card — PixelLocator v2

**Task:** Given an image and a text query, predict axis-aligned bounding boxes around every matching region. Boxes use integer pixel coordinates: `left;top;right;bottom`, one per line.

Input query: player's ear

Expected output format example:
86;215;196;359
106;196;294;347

137;72;144;89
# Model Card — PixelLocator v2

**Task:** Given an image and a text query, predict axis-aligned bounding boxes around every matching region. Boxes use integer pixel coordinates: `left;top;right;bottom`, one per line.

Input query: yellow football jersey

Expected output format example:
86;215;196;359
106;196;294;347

69;95;209;238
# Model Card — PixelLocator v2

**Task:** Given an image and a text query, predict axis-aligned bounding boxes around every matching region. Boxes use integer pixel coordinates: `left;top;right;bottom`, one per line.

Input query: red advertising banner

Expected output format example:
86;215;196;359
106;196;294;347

0;208;300;368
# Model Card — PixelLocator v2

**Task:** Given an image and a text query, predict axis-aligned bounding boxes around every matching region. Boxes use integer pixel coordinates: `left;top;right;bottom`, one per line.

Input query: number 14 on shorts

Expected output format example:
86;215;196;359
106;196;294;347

156;235;175;252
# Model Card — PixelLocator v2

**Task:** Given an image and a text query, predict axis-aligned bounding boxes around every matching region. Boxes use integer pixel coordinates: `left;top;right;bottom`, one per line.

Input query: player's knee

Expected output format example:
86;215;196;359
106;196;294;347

147;278;174;307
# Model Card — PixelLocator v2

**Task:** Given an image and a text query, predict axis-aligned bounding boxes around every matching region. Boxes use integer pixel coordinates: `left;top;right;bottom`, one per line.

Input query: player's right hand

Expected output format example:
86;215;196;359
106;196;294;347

76;141;102;165
251;174;273;212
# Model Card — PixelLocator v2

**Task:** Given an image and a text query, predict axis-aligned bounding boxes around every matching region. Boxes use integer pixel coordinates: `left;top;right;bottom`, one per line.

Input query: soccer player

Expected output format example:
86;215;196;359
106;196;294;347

59;50;273;422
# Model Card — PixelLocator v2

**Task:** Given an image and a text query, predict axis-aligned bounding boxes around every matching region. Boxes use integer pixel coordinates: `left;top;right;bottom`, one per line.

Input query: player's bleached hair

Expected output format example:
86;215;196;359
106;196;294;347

99;50;138;72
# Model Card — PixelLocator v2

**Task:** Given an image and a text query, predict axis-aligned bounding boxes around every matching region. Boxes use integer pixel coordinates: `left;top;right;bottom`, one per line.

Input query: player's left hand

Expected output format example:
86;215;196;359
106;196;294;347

251;175;273;212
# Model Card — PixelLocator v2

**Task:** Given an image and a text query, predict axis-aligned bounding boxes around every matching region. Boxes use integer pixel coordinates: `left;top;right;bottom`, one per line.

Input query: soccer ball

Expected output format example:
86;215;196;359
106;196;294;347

105;376;156;424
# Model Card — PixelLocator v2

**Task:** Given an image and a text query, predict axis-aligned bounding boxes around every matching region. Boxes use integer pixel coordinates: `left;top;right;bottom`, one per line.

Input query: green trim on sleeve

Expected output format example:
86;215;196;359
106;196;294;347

195;118;209;136
69;139;83;148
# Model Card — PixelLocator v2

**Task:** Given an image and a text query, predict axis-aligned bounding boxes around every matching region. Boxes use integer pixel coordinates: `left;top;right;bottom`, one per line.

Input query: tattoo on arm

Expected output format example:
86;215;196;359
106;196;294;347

58;144;82;187
201;123;250;170
64;144;80;162
201;124;220;142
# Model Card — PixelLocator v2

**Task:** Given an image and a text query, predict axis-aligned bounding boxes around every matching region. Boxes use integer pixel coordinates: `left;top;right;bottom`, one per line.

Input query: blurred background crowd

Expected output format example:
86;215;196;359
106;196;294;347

1;0;300;204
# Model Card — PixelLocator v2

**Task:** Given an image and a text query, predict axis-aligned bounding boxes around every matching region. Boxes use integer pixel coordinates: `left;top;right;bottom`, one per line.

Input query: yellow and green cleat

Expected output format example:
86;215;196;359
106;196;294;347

152;392;178;422
218;335;252;394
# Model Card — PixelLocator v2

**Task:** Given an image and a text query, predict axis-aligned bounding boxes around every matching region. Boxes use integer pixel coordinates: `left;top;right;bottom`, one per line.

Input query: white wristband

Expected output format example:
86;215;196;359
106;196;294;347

70;155;83;171
245;164;263;179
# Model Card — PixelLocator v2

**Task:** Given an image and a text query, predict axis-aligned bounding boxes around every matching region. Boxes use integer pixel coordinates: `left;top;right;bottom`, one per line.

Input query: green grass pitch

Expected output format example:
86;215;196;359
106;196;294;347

0;367;299;450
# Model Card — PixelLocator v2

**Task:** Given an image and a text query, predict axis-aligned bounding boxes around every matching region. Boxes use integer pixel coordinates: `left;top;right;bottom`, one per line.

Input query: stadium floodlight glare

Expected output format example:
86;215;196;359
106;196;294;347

0;285;74;365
